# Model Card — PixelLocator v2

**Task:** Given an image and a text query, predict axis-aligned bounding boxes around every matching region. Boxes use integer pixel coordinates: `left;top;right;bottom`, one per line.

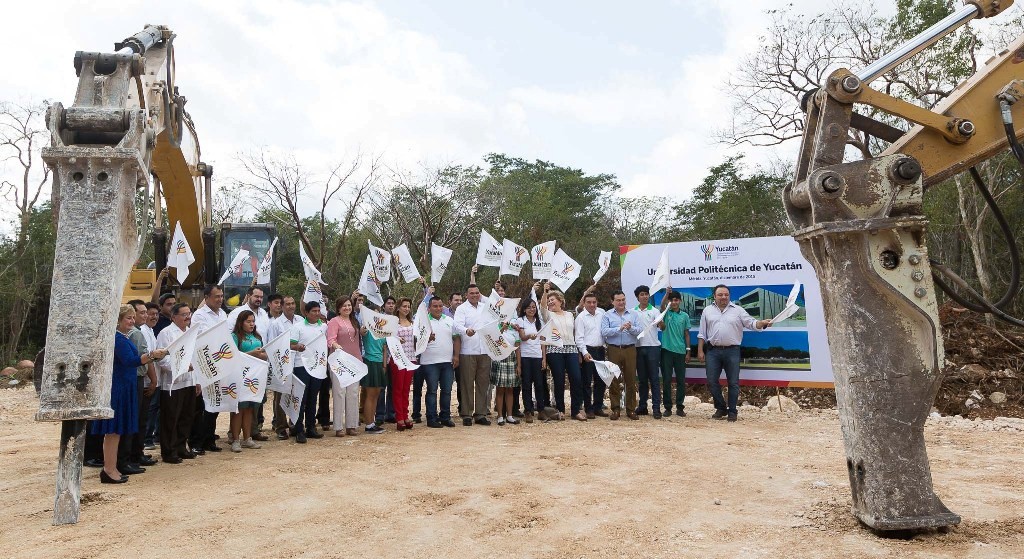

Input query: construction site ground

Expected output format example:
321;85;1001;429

1;385;1021;559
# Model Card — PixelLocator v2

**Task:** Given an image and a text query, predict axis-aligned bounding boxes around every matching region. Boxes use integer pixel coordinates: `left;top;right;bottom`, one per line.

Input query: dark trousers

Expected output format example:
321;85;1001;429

316;372;332;427
144;390;160;445
293;367;323;434
190;392;219;450
129;378;152;462
160;387;195;459
512;385;522;413
272;391;289;434
412;368;426;421
520;357;545;412
84;430;103;462
547;351;585;415
421;362;454;422
636;346;662;412
584;346;607;412
375;376;395;423
706;345;742;414
661;348;688;409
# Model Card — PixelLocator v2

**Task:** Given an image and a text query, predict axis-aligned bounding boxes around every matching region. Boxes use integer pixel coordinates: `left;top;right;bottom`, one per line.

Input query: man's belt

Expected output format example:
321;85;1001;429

707;343;738;349
607;343;635;349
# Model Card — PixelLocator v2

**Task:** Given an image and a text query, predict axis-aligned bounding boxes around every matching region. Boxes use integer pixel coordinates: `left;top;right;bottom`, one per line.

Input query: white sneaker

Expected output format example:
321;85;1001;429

241;438;261;449
497;416;505;426
230;440;242;453
506;416;520;425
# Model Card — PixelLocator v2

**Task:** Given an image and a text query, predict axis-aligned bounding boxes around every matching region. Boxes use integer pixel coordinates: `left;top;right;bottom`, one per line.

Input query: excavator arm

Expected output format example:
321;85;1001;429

36;25;210;525
785;0;1023;531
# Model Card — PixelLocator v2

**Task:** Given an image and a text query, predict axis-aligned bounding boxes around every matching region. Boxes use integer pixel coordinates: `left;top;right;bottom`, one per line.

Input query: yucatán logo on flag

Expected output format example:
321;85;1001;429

701;244;714;261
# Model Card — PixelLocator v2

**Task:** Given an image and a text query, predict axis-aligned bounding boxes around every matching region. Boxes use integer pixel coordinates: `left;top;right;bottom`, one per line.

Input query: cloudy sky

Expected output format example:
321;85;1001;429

0;0;944;222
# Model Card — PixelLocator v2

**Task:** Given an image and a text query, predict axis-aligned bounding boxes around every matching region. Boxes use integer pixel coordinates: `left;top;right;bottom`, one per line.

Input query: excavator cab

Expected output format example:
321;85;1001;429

220;222;278;306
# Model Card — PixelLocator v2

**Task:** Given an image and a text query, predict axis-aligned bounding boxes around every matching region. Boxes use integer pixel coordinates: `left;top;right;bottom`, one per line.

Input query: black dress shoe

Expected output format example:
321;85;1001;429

251;432;270;442
427;421;443;428
307;430;324;439
475;417;492;426
727;413;738;422
462;417;473;426
677;409;687;417
442;419;456;427
295;432;307;444
181;451;196;459
100;470;128;484
193;447;206;456
513;410;525;418
664;408;673;417
712;409;728;420
653;412;663;419
413;417;422;423
635;407;649;415
139;456;158;467
119;463;146;475
276;430;289;440
84;458;104;468
163;456;183;464
203;444;222;452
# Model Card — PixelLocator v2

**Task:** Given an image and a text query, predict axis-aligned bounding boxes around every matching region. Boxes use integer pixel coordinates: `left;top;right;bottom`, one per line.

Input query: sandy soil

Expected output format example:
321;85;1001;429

1;388;1021;559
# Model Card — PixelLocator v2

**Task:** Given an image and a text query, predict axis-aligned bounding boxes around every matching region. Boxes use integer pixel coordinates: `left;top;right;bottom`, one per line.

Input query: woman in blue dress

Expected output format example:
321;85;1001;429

93;305;167;484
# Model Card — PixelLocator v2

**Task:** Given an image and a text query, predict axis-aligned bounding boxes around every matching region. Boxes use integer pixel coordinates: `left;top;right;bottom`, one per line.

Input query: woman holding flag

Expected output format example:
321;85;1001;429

228;310;267;452
327;297;362;437
391;298;417;431
537;283;586;421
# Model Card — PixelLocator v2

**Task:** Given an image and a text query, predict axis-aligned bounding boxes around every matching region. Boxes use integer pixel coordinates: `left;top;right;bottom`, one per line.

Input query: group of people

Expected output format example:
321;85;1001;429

87;265;771;485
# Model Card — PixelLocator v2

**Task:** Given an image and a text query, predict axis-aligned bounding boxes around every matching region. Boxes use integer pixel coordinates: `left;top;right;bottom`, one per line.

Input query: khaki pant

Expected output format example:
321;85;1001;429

458;354;492;418
607;345;638;412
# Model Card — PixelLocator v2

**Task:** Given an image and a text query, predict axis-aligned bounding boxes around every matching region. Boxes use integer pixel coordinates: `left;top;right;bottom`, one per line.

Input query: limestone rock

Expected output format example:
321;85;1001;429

762;395;800;412
683;395;701;407
695;402;716;412
989;392;1007;404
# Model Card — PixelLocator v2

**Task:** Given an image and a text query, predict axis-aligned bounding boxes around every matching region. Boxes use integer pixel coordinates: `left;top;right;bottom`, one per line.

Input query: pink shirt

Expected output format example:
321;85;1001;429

327;316;361;358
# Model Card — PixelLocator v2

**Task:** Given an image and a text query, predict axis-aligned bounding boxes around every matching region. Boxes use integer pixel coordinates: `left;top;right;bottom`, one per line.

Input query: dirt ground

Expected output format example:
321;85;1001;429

1;388;1022;559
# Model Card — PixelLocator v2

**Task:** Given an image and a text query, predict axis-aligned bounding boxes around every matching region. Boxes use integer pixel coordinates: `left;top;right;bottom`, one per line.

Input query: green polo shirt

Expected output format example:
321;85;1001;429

661;308;692;354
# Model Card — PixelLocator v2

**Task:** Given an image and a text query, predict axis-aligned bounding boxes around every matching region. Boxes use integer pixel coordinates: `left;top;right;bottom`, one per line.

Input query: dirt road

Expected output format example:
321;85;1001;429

1;389;1021;558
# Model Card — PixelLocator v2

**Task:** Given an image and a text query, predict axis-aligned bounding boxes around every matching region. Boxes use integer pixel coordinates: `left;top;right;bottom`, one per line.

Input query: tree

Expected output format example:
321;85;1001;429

671;156;790;241
235;148;380;280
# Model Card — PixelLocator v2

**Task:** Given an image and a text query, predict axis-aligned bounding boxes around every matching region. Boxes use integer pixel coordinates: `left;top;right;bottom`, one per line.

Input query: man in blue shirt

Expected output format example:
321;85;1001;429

600;291;643;420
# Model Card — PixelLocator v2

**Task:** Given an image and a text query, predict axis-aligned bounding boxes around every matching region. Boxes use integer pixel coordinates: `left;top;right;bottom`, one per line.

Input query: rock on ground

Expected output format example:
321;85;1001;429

763;395;801;412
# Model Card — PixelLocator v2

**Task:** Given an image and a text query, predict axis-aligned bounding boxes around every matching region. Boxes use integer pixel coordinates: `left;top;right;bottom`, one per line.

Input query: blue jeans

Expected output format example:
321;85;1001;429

636;346;662;412
412;368;426;420
547;351;585;415
421;362;454;422
705;346;741;414
520;357;545;412
293;367;323;434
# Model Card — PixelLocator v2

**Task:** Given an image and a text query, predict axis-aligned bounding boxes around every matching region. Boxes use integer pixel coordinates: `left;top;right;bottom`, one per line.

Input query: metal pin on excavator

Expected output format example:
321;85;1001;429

787;0;1024;531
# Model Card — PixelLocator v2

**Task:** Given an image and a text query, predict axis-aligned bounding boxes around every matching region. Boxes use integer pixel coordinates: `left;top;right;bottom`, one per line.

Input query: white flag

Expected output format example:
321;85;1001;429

299;242;326;284
531;241;556;280
550;248;581;292
413;308;432;356
202;372;241;413
593;360;622;386
357;255;384;307
256;237;278;285
264;330;294;392
328;349;368;389
499;239;529;277
431;243;453;283
191;320;242;388
167;221;195;285
302;279;326;312
476;229;503;267
650;249;671;295
236;352;270;404
368;240;392;282
479;322;518;361
390;243;421;283
302;330;328;380
166;325;199;384
386;336;419;371
536;319;565;347
493;297;521;323
360;307;399;340
786;281;802;308
279;376;306;425
218;248;250;285
638;307;670;340
593;250;613;283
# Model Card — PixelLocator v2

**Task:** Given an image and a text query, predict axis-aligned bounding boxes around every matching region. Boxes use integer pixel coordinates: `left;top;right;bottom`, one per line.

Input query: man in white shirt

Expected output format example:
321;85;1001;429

453;284;493;426
575;291;607;418
634;285;665;419
227;287;271;338
288;301;328;443
141;302;161;449
156;303;195;463
420;297;461;428
189;285;228;453
697;284;772;422
266;296;302;439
